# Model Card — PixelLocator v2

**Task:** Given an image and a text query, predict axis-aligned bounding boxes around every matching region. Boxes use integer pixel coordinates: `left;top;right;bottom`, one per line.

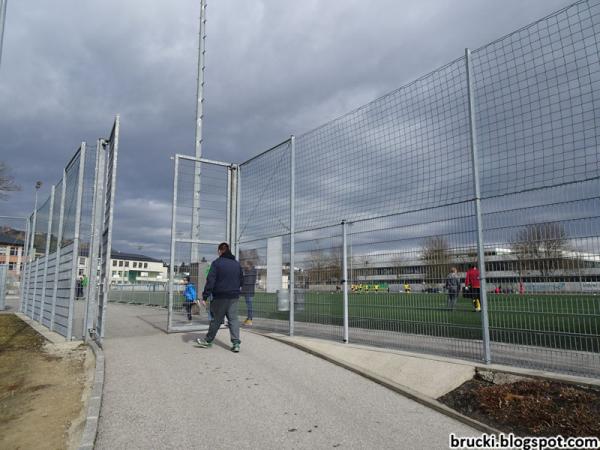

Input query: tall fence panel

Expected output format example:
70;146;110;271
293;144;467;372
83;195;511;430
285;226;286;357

167;155;233;332
96;117;120;342
164;0;600;377
19;117;120;343
227;0;600;378
237;140;293;335
0;215;28;307
471;0;600;375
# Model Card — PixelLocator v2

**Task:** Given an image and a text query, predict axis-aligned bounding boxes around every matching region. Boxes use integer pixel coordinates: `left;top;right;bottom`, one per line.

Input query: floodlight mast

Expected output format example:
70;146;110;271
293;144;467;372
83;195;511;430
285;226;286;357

191;0;207;263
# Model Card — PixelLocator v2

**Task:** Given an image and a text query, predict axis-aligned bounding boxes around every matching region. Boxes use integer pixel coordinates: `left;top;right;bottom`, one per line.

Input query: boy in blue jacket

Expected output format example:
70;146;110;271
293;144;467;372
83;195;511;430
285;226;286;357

183;276;197;321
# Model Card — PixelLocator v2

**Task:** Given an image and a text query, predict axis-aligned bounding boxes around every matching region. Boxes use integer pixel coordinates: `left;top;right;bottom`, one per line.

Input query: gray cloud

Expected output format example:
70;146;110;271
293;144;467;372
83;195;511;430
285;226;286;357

0;0;573;261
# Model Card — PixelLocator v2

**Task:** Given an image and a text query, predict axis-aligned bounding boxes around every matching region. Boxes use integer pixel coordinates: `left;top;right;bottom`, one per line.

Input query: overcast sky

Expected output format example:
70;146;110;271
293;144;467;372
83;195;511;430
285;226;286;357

0;0;574;259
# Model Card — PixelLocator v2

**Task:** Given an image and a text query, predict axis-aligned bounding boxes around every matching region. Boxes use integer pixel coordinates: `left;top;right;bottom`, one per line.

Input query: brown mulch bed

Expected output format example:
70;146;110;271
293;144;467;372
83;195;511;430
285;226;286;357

439;375;600;437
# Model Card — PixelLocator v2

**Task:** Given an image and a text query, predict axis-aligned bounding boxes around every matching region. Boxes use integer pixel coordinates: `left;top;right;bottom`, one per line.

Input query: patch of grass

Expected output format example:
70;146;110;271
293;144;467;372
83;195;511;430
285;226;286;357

244;292;600;351
0;316;46;352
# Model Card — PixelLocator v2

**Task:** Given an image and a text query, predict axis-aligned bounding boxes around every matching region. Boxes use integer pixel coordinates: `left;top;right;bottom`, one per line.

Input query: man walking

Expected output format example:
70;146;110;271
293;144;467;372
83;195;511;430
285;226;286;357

196;243;244;352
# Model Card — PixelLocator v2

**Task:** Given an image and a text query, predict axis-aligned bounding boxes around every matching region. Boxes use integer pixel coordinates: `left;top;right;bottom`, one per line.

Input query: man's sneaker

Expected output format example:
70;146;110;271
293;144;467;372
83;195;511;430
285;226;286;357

243;319;252;326
231;343;240;353
196;338;212;348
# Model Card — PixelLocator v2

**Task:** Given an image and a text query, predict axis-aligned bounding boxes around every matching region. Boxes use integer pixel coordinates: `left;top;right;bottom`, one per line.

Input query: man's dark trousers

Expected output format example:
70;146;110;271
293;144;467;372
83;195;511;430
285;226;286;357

206;297;241;343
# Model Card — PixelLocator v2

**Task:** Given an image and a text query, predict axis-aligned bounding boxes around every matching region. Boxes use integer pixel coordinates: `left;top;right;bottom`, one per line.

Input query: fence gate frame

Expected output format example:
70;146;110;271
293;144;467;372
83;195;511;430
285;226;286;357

167;154;238;333
93;115;120;345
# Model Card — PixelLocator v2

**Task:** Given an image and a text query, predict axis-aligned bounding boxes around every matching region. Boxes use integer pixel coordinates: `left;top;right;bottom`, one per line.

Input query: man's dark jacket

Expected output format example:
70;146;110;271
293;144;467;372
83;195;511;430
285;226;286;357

202;252;243;300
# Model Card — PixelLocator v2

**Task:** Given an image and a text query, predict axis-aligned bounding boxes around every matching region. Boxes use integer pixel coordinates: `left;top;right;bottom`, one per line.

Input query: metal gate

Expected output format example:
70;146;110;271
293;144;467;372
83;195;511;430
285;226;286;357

93;116;120;344
167;155;237;332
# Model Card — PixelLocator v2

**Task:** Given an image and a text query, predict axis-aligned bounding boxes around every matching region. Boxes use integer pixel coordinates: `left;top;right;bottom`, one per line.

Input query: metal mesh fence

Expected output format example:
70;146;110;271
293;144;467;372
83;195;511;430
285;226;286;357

19;117;120;342
237;141;292;334
164;1;600;377
0;216;28;301
225;0;600;377
167;155;232;332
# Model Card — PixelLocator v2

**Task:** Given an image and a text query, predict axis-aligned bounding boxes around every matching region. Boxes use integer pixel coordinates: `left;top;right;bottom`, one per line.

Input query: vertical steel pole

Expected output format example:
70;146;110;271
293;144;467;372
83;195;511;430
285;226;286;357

191;0;207;263
289;136;296;336
168;156;179;332
84;141;105;341
226;166;232;244
38;186;55;323
465;48;491;364
67;143;86;340
51;169;67;331
342;220;349;343
19;215;30;312
22;213;33;314
234;165;241;259
98;116;120;342
0;0;7;72
27;190;39;317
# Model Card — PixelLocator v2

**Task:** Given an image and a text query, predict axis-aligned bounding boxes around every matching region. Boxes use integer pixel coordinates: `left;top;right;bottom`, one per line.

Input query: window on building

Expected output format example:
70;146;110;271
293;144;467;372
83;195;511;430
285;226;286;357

119;260;123;267
133;262;137;268
144;263;148;269
113;260;117;267
0;247;6;255
79;257;86;265
118;271;123;276
112;271;116;277
9;262;16;270
79;269;84;276
10;247;19;256
125;261;129;267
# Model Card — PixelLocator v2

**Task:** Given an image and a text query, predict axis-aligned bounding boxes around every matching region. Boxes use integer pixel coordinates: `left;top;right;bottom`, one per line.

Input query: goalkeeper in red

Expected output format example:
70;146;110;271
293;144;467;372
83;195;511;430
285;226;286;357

465;263;481;312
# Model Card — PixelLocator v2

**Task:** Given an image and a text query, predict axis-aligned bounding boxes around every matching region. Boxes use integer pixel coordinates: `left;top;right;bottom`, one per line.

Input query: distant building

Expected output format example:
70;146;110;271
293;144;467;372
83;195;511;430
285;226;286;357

77;250;168;284
0;233;24;276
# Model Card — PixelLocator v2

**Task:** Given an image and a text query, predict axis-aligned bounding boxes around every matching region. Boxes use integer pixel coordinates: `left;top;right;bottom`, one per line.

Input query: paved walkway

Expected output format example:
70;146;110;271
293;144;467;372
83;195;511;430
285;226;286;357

96;303;475;449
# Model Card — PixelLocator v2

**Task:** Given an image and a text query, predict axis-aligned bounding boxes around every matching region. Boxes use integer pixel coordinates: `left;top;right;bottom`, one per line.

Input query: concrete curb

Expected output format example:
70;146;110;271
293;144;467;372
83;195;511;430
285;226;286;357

78;339;105;450
260;332;502;436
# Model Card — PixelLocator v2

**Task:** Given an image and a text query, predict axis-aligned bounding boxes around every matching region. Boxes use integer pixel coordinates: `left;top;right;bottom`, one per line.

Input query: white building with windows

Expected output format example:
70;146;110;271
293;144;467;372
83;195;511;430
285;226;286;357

77;250;168;284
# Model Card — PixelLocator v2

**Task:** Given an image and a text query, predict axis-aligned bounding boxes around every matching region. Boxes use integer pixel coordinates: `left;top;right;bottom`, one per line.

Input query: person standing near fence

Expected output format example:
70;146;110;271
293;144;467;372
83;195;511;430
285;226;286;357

241;260;256;326
196;242;243;352
445;267;460;310
465;263;481;312
183;276;197;321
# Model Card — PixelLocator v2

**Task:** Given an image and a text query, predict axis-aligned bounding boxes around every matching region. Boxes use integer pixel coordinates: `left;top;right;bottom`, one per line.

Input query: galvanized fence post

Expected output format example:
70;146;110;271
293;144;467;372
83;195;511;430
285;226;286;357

342;220;349;343
19;215;31;313
465;48;491;364
226;165;232;244
234;165;241;259
26;197;39;317
289;135;296;337
168;155;179;332
84;140;105;341
38;186;55;322
67;143;86;340
50;169;66;331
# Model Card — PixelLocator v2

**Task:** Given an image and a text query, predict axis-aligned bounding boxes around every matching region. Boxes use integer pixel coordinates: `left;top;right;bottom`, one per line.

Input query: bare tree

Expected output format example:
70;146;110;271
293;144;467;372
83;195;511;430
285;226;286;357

305;246;342;285
511;223;568;278
0;161;21;200
421;236;451;286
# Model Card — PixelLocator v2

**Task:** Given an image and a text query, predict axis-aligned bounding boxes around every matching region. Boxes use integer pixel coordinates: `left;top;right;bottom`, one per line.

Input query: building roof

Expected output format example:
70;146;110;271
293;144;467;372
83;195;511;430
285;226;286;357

78;247;164;263
0;233;24;246
111;250;163;263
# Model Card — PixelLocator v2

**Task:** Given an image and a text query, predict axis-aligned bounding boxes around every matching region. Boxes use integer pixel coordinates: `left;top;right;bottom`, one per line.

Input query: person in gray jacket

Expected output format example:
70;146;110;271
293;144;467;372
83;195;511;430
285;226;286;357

196;242;244;352
445;267;460;310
